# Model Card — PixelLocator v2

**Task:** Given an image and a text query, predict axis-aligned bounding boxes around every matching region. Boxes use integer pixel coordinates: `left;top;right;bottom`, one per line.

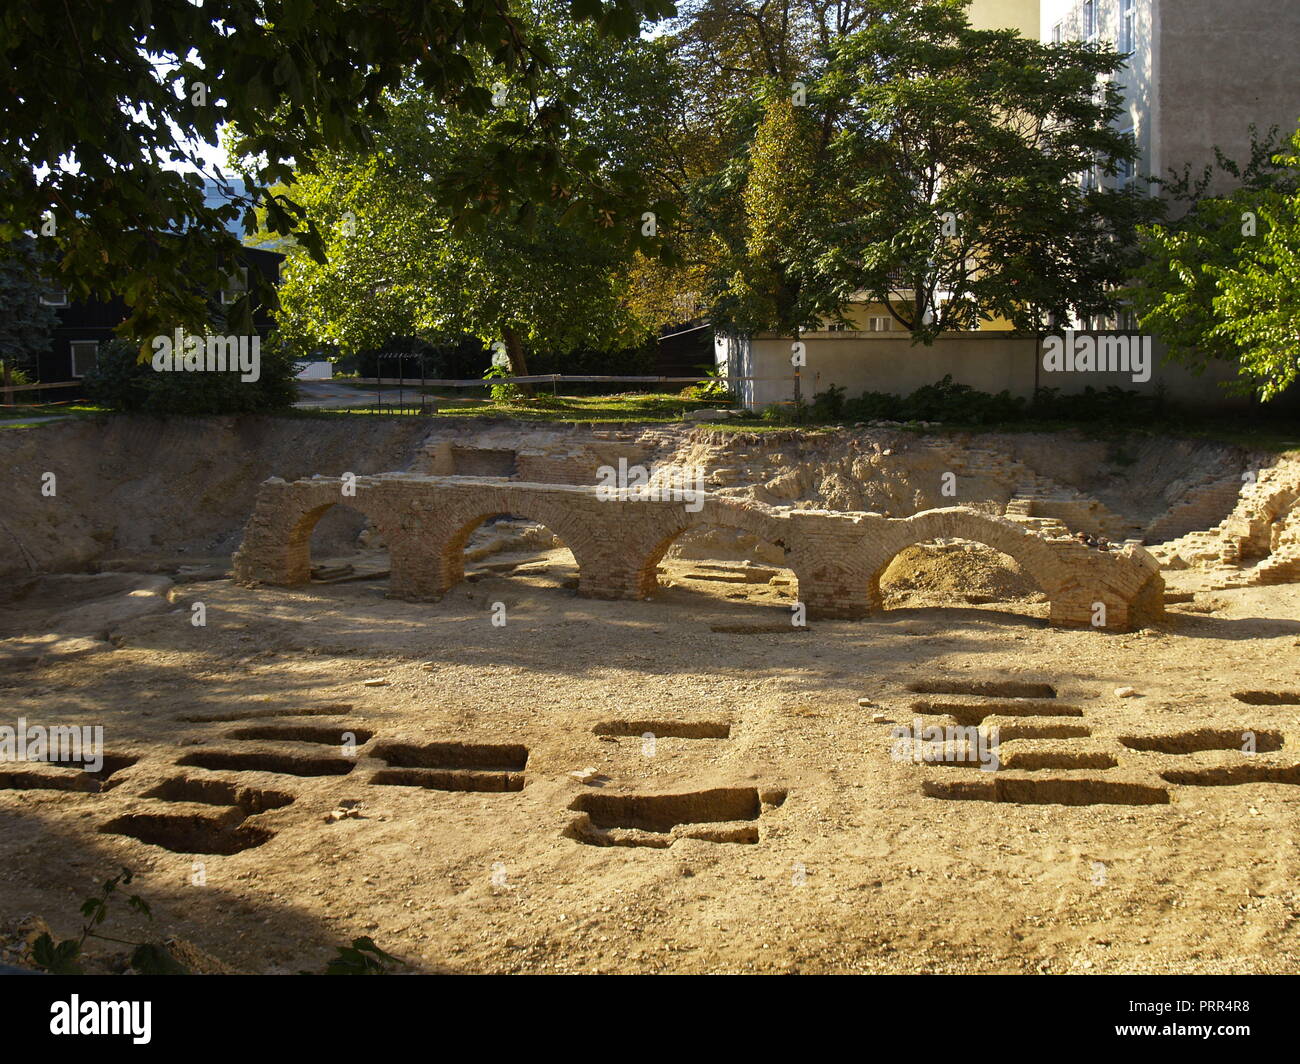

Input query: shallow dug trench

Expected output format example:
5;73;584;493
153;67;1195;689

99;813;276;856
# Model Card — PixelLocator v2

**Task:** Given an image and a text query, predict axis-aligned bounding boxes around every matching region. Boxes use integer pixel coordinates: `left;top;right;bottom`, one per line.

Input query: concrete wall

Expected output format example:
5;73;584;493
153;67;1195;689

1158;0;1300;190
1041;1;1300;194
718;330;1247;411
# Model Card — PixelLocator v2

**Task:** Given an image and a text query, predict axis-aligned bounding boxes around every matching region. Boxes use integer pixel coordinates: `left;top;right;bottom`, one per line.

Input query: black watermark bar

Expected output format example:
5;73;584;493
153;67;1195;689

0;973;1291;1051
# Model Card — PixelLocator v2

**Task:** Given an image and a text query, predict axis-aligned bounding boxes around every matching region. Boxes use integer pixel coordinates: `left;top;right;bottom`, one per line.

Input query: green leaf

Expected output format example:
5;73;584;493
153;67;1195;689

130;943;190;975
31;933;83;975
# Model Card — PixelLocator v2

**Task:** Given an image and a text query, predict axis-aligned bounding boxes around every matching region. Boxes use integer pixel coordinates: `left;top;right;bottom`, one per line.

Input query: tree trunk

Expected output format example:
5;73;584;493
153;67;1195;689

501;325;533;397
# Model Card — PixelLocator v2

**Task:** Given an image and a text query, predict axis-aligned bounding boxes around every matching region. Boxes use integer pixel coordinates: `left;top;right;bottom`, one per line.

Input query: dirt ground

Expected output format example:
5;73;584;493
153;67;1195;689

3;542;1300;974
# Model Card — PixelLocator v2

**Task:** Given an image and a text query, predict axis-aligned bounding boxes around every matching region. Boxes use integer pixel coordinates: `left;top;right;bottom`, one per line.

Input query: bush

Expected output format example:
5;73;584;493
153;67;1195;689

808;376;1161;428
842;390;902;421
1029;385;1165;425
85;336;301;415
809;384;846;421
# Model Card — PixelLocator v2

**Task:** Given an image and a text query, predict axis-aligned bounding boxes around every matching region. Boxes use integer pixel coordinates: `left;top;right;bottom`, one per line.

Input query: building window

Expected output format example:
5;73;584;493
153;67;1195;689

40;286;68;307
826;322;851;332
1117;127;1136;186
867;317;892;332
70;341;99;377
220;267;248;305
1051;22;1063;45
1083;0;1097;40
1120;0;1136;53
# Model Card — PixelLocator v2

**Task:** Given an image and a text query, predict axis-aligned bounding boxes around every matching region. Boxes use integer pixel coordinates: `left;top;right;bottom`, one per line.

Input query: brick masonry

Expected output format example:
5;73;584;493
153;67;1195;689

232;473;1166;631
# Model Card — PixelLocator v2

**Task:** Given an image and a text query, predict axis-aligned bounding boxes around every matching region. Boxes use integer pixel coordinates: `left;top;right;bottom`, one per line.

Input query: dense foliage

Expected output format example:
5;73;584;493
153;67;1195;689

1128;125;1300;398
84;338;300;415
1;0;673;343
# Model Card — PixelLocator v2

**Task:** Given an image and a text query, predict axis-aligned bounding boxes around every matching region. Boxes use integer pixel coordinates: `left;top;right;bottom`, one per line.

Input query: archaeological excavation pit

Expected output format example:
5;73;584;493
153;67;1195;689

98;812;277;855
909;700;1084;726
370;741;529;792
176;704;356;723
42;752;139;784
1230;691;1300;706
1120;729;1284;754
141;776;297;815
223;723;375;746
591;720;731;739
0;768;102;793
906;679;1059;699
1160;764;1300;787
563;787;781;847
177;750;357;777
922;777;1171;806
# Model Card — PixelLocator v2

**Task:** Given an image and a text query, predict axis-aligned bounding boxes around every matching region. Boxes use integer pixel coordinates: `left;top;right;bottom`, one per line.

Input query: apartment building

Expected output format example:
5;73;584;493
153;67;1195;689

1039;0;1300;193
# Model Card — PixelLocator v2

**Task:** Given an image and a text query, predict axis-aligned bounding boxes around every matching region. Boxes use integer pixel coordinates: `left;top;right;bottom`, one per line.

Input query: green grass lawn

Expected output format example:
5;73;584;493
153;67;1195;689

5;384;1295;454
292;390;1300;451
0;402;111;426
309;388;735;423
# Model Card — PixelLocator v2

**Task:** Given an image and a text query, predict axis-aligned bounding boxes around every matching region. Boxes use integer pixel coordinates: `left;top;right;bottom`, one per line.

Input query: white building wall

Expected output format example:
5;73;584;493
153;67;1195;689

717;331;1248;412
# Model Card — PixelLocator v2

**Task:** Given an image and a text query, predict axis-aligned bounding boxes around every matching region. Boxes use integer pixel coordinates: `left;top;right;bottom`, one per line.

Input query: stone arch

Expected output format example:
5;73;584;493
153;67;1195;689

859;509;1066;612
628;498;794;599
233;478;397;589
428;493;606;598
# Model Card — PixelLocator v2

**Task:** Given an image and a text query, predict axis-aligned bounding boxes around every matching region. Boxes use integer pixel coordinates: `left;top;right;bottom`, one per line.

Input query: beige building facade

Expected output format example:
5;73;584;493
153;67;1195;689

966;0;1041;37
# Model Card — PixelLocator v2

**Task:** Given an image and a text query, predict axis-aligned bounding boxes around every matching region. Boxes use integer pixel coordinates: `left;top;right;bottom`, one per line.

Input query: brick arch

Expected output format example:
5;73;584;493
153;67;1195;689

430;500;602;596
235;477;1163;630
233;479;398;588
627;498;795;598
860;508;1066;610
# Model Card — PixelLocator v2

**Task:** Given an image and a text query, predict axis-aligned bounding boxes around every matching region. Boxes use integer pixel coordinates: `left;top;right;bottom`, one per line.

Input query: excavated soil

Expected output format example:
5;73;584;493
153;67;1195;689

2;415;1300;975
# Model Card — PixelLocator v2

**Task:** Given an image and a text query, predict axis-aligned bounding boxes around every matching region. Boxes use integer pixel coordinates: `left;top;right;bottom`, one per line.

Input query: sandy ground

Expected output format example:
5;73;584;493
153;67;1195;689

3;547;1300;975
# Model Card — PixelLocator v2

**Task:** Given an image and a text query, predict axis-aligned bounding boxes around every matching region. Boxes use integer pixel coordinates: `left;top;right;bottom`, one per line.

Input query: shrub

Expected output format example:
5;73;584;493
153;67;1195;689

1029;385;1164;424
809;383;846;421
84;335;301;415
807;376;1158;428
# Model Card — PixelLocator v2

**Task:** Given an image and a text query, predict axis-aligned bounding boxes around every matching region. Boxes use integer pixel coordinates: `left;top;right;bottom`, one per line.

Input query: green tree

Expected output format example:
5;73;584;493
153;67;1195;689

273;8;678;389
0;0;675;344
1210;129;1300;399
724;93;833;335
1128;125;1300;396
692;0;1157;340
654;1;877;337
0;238;59;401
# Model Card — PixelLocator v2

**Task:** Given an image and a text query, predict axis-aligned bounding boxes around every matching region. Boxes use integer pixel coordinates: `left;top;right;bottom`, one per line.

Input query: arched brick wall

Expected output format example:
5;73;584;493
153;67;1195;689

233;476;1164;630
627;497;793;598
860;508;1066;607
233;477;397;588
428;496;604;599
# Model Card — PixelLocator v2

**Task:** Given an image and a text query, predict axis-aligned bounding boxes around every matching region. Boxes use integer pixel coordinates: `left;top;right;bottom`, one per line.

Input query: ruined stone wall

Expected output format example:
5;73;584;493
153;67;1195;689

233;474;1165;631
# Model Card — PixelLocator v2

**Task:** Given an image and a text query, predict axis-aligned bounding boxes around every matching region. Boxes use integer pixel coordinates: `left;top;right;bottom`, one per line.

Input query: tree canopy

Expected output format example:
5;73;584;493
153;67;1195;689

273;5;679;379
1128;125;1300;398
681;0;1158;341
0;238;59;381
0;0;674;342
